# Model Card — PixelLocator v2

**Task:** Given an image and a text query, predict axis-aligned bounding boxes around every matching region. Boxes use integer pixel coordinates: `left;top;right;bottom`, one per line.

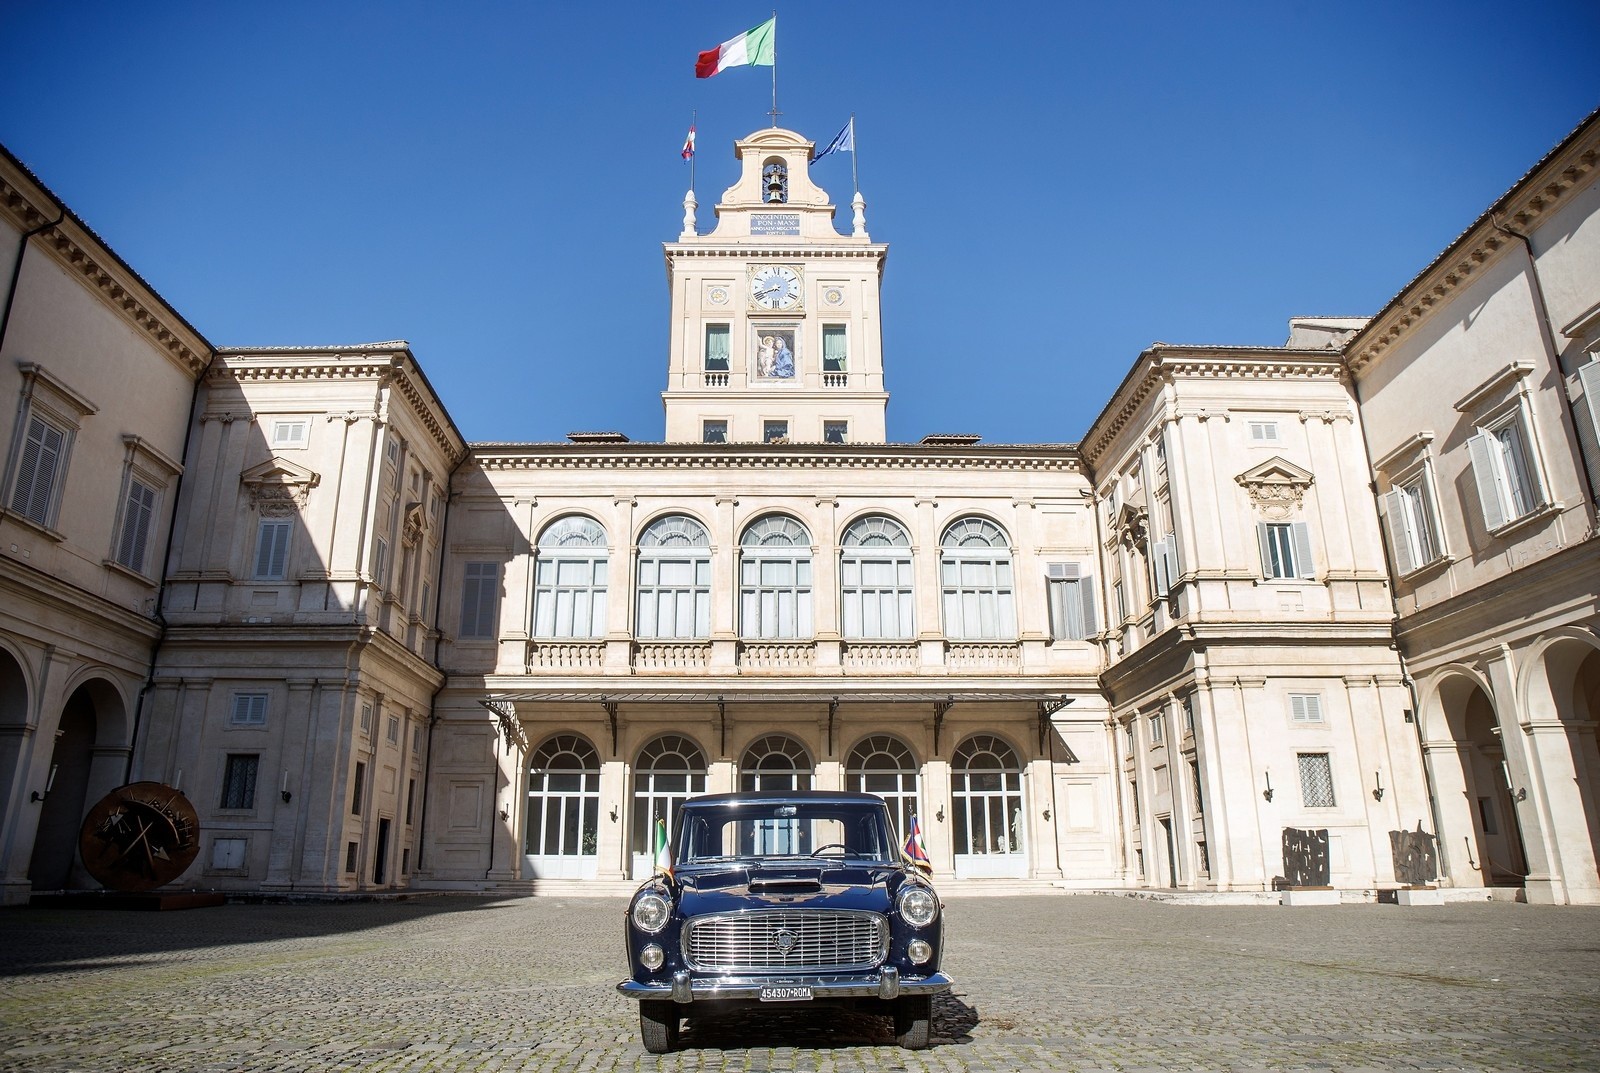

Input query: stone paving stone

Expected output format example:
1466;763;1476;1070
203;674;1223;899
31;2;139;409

0;897;1597;1071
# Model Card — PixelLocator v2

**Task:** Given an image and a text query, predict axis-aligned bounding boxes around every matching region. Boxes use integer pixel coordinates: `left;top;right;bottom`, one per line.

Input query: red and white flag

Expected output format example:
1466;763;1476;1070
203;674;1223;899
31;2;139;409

681;125;696;161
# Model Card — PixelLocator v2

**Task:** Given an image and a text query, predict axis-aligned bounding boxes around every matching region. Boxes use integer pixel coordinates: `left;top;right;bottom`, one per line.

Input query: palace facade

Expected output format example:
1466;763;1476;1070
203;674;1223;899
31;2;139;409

1;112;1596;905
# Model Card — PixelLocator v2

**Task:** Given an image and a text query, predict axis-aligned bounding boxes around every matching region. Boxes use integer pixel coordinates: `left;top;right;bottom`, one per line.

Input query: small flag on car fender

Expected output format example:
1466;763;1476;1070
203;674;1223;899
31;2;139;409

903;814;932;873
654;816;673;876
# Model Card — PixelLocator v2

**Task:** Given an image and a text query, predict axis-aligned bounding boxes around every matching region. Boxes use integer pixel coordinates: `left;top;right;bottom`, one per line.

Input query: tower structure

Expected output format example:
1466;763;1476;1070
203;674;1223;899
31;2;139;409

662;128;888;444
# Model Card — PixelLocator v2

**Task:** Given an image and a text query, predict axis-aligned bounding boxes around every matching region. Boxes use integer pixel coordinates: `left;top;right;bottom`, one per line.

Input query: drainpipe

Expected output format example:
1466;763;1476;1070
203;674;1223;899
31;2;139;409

0;209;65;354
1490;214;1600;509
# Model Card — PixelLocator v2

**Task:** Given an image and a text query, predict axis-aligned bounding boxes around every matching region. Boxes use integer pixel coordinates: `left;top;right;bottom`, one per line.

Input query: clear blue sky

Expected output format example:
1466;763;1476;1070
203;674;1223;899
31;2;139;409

2;2;1596;444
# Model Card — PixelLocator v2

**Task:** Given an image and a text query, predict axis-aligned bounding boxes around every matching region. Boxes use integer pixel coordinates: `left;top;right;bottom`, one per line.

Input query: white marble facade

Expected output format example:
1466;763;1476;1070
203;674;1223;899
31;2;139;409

1;114;1597;904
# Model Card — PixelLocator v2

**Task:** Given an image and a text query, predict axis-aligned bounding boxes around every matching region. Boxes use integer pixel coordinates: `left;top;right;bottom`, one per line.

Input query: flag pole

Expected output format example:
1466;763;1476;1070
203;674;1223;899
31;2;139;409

850;113;859;194
690;109;697;193
770;11;778;127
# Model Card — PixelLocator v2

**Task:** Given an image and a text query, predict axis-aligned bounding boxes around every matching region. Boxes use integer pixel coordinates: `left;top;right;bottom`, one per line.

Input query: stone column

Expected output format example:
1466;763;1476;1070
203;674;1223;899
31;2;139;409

1422;741;1486;888
711;496;739;672
913;498;944;671
597;758;629;880
1520;720;1600;904
1026;757;1063;879
605;497;636;672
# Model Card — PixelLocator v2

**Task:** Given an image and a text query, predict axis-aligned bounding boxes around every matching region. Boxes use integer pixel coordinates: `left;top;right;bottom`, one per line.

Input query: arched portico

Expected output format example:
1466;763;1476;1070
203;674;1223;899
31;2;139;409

1517;631;1600;904
26;676;131;892
1419;669;1527;892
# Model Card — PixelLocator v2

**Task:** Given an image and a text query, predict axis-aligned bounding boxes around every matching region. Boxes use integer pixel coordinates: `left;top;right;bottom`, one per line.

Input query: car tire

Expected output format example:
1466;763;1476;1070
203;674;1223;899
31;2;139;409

894;994;932;1050
639;1000;680;1054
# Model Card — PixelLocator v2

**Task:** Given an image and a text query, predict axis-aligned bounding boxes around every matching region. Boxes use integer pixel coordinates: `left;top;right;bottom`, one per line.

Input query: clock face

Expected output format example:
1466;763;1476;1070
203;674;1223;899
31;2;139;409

750;265;801;310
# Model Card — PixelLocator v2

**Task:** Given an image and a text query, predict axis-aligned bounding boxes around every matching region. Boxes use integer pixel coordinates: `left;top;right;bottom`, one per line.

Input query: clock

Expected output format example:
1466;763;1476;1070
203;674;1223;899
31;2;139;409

750;265;801;310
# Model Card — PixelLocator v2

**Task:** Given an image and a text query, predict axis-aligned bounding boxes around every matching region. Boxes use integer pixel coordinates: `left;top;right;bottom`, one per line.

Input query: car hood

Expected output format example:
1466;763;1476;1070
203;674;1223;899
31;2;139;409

674;861;909;915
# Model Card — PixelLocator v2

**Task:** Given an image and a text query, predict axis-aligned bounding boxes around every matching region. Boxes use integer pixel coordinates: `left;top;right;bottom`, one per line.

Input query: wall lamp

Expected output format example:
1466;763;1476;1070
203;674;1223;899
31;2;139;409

499;804;511;822
1514;787;1528;802
1042;807;1052;821
1372;770;1385;802
935;806;945;822
280;770;293;804
610;806;619;822
1262;771;1274;802
31;764;58;803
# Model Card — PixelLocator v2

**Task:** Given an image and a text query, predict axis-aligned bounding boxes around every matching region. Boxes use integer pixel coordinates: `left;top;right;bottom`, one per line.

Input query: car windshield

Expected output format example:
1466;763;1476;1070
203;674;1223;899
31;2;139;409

677;800;895;864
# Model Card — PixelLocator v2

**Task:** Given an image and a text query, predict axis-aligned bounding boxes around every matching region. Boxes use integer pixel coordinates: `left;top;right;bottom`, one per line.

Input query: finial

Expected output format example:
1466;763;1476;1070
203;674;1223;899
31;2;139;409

681;189;698;239
852;190;867;239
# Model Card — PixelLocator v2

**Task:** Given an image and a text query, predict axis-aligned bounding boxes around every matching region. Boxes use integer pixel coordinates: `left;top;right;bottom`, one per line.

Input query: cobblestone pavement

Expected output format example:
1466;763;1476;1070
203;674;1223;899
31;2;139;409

2;895;1598;1072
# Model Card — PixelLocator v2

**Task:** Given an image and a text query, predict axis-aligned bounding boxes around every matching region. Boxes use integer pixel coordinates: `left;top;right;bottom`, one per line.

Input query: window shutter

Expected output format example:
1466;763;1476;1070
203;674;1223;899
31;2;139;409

1150;539;1170;596
1466;431;1509;531
1377;489;1416;576
117;480;156;572
12;417;63;523
256;521;290;579
1256;522;1275;579
1046;562;1079;580
1575;362;1600;501
1079;577;1098;635
1291;522;1314;579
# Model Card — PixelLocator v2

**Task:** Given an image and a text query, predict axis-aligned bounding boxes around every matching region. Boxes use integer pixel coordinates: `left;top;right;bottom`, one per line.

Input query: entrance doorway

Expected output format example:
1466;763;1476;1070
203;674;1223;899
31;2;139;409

27;686;98;891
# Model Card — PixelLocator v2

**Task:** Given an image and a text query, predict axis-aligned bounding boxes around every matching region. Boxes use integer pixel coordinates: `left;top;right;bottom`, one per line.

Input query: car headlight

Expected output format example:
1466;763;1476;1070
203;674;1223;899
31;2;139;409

631;891;672;933
897;884;938;927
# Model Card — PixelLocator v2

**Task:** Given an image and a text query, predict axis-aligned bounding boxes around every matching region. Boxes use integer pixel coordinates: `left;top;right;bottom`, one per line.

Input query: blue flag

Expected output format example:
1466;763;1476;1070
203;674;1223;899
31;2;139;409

812;118;854;163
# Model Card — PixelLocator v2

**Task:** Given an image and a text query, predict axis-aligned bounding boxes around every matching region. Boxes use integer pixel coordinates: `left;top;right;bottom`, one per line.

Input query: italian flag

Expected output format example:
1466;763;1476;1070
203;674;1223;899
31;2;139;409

695;17;775;78
653;817;673;876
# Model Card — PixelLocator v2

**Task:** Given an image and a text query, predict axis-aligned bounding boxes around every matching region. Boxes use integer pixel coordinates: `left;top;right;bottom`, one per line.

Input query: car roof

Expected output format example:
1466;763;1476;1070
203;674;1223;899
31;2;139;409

682;790;886;807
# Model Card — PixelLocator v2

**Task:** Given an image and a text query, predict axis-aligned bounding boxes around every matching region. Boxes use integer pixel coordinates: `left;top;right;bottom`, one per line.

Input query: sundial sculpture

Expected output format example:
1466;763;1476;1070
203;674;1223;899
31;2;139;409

78;782;200;892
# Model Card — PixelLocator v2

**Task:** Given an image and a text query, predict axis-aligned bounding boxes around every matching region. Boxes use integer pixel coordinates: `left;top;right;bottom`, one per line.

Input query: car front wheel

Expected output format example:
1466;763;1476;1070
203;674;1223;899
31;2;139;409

639;1000;680;1053
894;994;931;1050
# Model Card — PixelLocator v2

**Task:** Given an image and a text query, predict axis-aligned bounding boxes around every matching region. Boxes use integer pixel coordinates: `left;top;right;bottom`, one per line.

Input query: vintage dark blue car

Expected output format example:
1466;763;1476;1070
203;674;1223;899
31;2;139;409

617;790;952;1052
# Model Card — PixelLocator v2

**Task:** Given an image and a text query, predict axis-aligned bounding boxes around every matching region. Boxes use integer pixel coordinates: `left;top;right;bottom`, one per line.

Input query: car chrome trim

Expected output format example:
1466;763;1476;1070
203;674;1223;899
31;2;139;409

681;908;888;973
618;970;952;1003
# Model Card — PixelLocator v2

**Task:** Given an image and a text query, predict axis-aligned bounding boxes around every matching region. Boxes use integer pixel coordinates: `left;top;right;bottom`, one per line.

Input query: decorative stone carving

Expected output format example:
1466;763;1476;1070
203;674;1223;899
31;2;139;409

1235;456;1314;519
401;501;425;545
240;456;320;516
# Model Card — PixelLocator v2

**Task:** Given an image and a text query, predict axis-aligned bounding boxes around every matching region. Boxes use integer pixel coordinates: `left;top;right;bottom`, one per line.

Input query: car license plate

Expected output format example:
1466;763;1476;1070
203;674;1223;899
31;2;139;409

759;985;813;1002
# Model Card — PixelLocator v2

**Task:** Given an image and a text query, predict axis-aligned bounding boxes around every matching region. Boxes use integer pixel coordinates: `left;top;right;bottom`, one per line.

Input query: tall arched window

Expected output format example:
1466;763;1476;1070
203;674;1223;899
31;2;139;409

840;515;913;639
846;734;920;843
637;515;711;638
951;735;1025;876
631;735;707;877
739;516;812;639
525;734;601;879
532;516;607;638
940;517;1016;640
740;734;814;854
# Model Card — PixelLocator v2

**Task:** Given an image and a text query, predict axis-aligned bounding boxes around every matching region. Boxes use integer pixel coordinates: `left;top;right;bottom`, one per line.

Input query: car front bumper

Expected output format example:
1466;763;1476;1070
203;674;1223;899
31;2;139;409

617;965;953;1004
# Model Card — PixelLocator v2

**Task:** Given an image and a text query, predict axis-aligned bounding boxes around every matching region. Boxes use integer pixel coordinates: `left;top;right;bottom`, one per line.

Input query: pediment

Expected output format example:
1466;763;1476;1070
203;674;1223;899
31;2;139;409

1235;456;1313;519
241;456;320;515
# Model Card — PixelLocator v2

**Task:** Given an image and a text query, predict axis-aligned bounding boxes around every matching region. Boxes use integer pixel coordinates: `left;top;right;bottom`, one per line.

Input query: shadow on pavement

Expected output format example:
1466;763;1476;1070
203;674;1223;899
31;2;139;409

0;895;538;974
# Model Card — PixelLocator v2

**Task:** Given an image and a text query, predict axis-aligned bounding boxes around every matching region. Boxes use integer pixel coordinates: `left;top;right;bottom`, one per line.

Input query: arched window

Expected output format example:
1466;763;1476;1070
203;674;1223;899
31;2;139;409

533;516;607;638
950;735;1024;862
525;734;601;878
846;734;919;843
840;515;913;639
739;733;814;791
940;517;1016;640
631;735;707;877
637;515;711;638
740;516;812;639
740;733;814;854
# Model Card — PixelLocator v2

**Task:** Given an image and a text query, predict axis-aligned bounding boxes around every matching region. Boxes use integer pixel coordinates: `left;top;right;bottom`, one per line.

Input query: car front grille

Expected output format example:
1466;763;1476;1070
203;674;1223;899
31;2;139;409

682;909;888;973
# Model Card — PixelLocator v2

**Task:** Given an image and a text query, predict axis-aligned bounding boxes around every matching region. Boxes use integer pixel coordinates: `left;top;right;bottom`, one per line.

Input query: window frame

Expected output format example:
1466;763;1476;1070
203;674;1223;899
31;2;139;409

532;516;609;640
939;517;1017;641
762;419;789;443
219;753;260;811
1257;520;1315;580
1046;562;1098;641
1467;405;1546;532
821;324;848;373
701;419;728;444
1288;693;1325;725
739;515;814;640
254;518;292;581
840;515;914;640
1296;751;1336;809
636;515;712;640
270;419;310;449
458;561;501;640
703;323;731;373
229;693;269;728
3;363;96;534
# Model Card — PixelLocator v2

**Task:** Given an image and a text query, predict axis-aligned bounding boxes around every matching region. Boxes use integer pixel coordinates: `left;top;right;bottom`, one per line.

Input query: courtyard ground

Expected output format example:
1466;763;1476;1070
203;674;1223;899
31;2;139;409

1;894;1597;1071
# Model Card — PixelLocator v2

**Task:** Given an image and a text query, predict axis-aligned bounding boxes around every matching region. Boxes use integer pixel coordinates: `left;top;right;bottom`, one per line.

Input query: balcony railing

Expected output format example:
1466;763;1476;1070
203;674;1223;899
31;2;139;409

738;641;816;672
704;371;729;387
842;641;920;674
526;641;606;673
633;641;713;672
822;372;848;388
945;641;1022;674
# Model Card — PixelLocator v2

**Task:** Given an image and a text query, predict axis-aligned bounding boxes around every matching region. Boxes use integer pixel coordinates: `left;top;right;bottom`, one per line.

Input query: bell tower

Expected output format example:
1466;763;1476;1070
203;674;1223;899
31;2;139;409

662;127;888;444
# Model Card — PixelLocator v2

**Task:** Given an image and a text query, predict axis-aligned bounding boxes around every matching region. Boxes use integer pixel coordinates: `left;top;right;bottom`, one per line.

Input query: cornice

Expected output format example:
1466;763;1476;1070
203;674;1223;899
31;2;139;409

1347;113;1600;377
0;172;209;379
469;442;1084;474
664;245;886;261
1080;347;1346;467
